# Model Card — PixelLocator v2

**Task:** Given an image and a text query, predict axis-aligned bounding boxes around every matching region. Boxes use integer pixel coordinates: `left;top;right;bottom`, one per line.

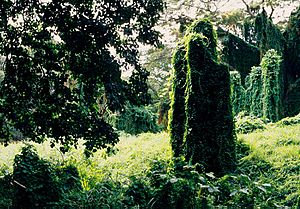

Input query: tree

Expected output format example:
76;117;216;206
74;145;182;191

0;0;164;155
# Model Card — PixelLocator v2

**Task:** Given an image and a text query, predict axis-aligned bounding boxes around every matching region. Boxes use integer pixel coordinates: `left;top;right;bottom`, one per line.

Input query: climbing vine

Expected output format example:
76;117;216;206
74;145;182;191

230;71;245;116
245;66;263;118
168;19;237;175
255;10;285;58
261;49;283;122
169;44;187;157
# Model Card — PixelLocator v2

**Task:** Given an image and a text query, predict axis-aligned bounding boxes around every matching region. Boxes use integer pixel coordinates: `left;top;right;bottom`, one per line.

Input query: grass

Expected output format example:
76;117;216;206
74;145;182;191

0;124;299;207
0;132;172;185
238;123;300;207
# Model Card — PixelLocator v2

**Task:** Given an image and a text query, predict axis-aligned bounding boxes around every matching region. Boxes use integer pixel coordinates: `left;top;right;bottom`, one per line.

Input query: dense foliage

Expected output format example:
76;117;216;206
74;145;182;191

261;49;283;122
220;30;260;83
1;121;299;208
168;45;187;157
11;145;81;208
284;6;300;116
255;9;286;58
0;0;164;154
245;66;263;117
230;71;245;116
116;104;160;135
184;32;236;175
235;112;266;134
169;19;236;175
284;5;300;83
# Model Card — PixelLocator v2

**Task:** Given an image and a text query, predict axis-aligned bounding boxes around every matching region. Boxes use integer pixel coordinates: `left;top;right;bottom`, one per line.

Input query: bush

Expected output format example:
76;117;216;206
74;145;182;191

116;104;161;135
54;180;125;209
56;164;82;192
12;145;61;208
276;112;300;126
215;174;274;208
0;173;13;208
235;112;266;134
12;145;82;208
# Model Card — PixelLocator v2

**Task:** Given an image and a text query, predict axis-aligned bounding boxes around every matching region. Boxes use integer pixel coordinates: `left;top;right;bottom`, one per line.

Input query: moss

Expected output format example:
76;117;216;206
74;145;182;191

184;32;236;175
168;44;188;157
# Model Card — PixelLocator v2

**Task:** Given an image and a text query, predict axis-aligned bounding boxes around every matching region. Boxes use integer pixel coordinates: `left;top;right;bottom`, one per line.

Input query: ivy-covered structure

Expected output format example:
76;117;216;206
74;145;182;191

220;7;300;119
255;10;286;58
245;66;263;118
230;71;245;116
218;28;260;84
284;6;300;116
169;19;236;175
169;45;187;157
261;49;283;122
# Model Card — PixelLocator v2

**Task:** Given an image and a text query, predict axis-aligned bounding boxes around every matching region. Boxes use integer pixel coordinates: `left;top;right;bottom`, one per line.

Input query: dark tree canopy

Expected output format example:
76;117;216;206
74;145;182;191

0;0;164;155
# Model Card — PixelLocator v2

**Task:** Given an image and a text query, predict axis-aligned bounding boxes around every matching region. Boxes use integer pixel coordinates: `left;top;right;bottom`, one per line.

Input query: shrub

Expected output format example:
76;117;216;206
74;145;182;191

12;145;61;208
54;180;125;209
215;174;274;208
145;159;212;209
56;164;82;192
116;104;161;135
0;173;13;208
235;112;266;134
276;112;300;126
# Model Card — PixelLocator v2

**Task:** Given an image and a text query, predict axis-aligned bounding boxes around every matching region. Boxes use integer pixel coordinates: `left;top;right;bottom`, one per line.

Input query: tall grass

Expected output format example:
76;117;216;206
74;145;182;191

0;132;172;184
0;124;299;207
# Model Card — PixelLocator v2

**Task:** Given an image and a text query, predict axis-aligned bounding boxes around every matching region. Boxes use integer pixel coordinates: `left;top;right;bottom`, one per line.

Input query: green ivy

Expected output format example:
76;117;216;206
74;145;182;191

261;49;283;122
184;32;236;175
169;44;187;157
245;66;263;118
230;71;245;116
12;145;60;208
187;18;218;61
116;104;160;135
220;30;260;84
255;10;286;58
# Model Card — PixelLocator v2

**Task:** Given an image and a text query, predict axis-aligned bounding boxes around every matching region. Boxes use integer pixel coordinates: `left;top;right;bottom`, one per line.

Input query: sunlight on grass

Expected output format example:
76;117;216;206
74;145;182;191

238;124;300;166
0;132;172;183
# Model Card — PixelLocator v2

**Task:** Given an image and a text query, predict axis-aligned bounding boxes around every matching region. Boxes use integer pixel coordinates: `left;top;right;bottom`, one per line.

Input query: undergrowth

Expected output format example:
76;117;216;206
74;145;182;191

0;123;299;208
